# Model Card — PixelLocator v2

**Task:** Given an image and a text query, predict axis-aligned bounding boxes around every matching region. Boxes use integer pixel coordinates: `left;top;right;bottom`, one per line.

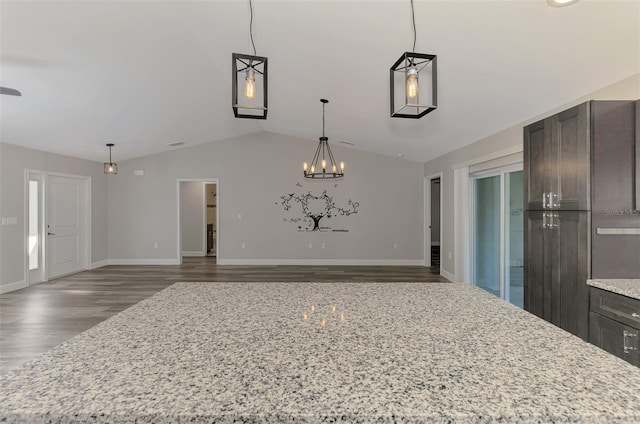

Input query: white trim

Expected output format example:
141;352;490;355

108;259;180;265
452;145;523;170
453;166;470;284
217;259;425;266
440;269;456;283
182;251;206;257
90;259;109;269
0;280;27;294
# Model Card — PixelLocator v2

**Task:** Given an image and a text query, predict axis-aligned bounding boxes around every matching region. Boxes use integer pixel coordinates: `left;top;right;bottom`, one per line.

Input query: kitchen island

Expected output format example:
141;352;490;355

1;282;640;423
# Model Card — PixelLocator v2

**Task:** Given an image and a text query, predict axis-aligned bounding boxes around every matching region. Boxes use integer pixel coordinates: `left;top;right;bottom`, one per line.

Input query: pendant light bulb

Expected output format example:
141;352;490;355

340;162;345;171
406;66;418;100
244;68;256;99
303;162;308;172
322;159;326;170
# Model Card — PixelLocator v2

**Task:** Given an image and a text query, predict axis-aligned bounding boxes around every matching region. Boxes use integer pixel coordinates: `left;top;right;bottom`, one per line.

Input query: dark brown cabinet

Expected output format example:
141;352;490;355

524;210;590;340
524;102;590;211
524;100;637;341
589;287;640;367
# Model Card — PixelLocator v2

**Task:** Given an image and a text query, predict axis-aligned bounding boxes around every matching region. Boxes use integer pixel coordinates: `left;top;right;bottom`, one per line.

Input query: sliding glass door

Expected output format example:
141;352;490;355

471;165;523;308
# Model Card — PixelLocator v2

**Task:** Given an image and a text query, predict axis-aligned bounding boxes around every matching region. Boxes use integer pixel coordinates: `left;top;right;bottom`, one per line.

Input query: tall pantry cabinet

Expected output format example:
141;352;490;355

523;100;637;341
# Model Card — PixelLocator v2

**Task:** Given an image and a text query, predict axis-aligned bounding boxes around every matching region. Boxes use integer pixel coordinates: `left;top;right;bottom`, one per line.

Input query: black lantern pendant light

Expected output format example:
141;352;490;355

390;0;437;118
104;143;117;174
232;0;268;119
303;99;344;179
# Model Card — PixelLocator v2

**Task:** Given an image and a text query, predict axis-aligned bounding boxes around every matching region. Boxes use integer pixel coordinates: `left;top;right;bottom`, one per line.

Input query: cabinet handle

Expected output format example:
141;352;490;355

551;212;559;228
623;330;638;354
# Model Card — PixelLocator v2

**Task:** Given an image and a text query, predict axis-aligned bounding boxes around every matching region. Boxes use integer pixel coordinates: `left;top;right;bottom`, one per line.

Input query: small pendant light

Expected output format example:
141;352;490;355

232;0;268;119
390;0;437;118
104;143;117;174
303;99;344;179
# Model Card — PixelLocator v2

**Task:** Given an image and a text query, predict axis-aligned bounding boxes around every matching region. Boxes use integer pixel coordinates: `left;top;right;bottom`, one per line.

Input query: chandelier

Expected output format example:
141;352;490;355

303;99;344;179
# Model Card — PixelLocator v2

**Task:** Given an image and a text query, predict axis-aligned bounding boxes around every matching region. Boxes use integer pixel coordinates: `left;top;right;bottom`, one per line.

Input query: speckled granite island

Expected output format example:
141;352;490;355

2;282;640;423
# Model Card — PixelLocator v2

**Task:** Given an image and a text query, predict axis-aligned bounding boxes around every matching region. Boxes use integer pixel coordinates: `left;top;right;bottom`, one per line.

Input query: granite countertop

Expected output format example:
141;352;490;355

2;282;640;423
587;278;640;300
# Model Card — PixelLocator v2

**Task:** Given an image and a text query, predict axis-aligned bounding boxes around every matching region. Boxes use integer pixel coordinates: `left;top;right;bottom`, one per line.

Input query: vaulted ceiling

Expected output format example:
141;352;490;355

1;0;638;163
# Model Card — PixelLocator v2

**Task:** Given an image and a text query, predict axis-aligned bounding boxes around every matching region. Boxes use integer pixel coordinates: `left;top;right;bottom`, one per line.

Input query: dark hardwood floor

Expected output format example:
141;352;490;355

0;257;446;374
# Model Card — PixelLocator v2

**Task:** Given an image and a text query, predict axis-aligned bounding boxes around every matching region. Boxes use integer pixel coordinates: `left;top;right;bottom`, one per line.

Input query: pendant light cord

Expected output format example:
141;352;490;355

411;0;416;52
249;0;257;55
322;102;326;138
109;146;112;163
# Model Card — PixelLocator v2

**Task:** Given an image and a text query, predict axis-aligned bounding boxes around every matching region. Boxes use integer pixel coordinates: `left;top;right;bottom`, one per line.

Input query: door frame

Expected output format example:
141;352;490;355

24;169;92;285
176;178;219;264
468;163;522;300
424;173;443;271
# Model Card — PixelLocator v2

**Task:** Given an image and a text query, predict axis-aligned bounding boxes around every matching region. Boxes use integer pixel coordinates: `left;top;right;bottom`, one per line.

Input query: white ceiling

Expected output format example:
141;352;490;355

1;0;639;163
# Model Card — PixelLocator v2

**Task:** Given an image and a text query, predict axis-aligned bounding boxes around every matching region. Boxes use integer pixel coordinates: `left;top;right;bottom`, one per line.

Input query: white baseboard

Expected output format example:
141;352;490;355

90;259;109;269
108;259;181;266
182;251;206;257
0;279;27;294
440;268;456;283
216;259;424;266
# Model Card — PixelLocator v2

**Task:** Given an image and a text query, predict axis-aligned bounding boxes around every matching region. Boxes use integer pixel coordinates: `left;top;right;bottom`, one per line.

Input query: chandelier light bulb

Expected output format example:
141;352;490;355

244;68;256;99
303;162;308;172
321;159;326;170
340;162;345;171
332;164;337;173
406;67;418;100
311;165;315;173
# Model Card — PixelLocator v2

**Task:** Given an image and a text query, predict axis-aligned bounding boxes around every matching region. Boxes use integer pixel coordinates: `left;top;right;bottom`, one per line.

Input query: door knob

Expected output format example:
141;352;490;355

47;232;55;236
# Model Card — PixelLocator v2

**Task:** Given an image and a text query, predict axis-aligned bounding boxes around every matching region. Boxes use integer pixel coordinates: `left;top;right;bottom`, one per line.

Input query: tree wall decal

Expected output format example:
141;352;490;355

279;190;359;231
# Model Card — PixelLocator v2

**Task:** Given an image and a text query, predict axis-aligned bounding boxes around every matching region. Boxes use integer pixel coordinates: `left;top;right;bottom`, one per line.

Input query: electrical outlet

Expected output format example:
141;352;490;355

308;243;313;249
241;242;246;249
321;243;326;249
393;243;398;250
154;243;158;249
448;252;452;260
237;213;242;220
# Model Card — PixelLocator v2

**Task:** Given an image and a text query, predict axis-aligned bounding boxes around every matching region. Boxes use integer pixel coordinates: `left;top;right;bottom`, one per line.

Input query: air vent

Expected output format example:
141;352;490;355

169;142;185;147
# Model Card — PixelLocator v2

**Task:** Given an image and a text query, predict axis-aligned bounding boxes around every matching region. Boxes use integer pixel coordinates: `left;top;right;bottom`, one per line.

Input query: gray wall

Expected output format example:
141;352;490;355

180;181;205;255
0;143;108;289
424;73;640;278
108;131;425;264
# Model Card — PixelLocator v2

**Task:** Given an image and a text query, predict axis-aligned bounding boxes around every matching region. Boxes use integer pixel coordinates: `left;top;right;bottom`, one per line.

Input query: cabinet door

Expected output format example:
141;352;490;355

524;211;548;320
524;118;550;210
551;211;590;340
589;312;639;367
550;103;590;210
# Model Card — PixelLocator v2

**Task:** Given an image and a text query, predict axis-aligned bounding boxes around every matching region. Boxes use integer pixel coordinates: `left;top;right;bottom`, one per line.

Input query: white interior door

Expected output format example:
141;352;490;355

46;175;87;279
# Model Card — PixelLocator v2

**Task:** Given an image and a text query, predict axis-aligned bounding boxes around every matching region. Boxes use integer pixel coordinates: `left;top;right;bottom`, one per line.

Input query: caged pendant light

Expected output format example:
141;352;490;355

390;0;437;118
232;0;268;119
303;99;344;179
104;143;117;174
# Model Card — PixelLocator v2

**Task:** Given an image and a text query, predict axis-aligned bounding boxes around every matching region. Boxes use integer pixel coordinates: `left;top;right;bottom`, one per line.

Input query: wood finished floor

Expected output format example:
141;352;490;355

0;257;447;374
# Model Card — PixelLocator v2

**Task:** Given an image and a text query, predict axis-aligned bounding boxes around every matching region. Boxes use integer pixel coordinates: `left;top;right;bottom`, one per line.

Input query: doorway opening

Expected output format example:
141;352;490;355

470;164;524;308
177;179;218;265
424;173;443;270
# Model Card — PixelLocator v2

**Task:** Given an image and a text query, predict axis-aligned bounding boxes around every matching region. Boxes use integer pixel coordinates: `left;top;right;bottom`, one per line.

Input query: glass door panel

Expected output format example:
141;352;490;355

471;165;524;308
473;175;500;297
505;170;524;308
